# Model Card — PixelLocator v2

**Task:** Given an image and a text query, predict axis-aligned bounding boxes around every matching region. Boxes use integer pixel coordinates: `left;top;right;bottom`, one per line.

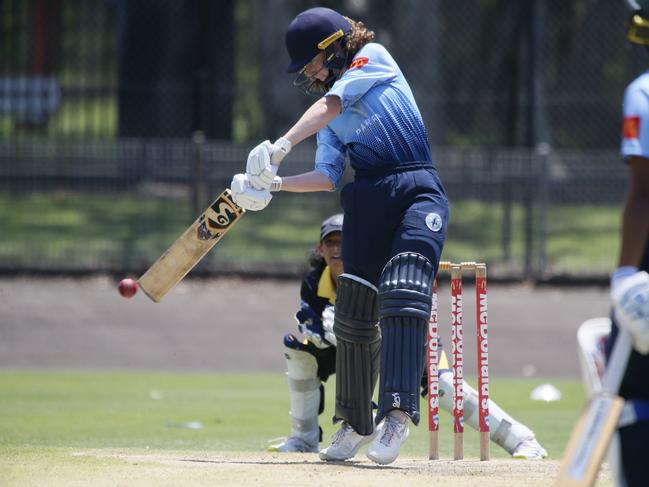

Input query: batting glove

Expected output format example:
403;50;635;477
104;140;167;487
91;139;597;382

246;137;291;190
230;173;272;211
611;268;649;355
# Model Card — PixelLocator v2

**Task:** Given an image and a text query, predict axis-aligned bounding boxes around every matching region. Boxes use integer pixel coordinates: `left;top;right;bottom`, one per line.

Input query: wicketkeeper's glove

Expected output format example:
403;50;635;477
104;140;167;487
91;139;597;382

295;305;333;349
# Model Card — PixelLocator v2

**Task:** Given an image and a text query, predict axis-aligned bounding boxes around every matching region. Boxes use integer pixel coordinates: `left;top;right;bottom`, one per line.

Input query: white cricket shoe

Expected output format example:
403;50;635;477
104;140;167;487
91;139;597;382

511;438;548;459
366;410;410;465
268;436;319;453
319;422;375;461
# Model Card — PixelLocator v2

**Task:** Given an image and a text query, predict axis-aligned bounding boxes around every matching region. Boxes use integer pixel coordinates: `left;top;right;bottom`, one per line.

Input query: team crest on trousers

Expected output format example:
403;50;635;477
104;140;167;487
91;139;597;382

425;212;442;232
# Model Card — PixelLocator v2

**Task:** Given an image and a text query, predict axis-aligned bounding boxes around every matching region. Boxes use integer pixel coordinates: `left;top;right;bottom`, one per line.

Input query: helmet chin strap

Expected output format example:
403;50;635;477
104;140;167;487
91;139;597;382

320;41;349;90
629;13;649;45
293;39;350;95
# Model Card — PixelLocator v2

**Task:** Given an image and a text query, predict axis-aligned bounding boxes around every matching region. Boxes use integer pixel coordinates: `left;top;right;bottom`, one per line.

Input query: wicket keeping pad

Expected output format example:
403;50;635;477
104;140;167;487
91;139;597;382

138;189;244;302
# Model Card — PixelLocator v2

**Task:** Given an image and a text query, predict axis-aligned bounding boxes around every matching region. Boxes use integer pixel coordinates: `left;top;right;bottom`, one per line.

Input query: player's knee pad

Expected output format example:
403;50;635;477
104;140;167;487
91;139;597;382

332;274;381;435
376;252;435;425
437;368;456;414
438;369;479;425
283;333;321;436
283;334;319;382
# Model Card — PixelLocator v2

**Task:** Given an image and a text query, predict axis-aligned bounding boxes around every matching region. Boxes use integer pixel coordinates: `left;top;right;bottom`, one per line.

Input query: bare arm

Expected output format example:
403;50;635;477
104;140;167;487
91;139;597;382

273;95;340;193
280;170;334;192
283;95;341;147
619;156;649;267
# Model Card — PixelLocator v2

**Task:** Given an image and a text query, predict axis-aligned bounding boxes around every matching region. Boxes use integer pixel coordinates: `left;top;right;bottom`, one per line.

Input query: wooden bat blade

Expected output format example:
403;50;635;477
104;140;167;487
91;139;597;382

138;189;244;302
554;395;624;487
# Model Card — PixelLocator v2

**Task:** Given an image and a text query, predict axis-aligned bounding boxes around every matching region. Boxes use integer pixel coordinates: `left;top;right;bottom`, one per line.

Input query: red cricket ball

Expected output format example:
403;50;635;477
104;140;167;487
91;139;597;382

118;278;138;298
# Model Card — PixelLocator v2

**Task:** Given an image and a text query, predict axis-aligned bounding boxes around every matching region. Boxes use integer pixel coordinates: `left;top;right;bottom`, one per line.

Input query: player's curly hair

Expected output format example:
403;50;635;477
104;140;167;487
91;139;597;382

345;19;375;59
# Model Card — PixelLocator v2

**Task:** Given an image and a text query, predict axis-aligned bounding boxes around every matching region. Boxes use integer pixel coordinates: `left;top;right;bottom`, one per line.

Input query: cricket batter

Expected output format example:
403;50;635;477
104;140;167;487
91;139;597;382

231;8;448;464
230;6;449;464
269;215;547;459
605;2;649;484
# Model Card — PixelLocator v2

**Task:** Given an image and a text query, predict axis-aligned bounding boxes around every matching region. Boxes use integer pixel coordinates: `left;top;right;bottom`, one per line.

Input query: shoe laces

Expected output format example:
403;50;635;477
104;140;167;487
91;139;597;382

331;423;353;446
379;415;405;447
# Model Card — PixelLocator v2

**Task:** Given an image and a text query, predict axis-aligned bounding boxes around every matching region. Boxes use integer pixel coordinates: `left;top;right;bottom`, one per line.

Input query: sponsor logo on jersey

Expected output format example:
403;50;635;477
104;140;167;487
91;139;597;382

349;56;369;70
355;113;381;136
623;116;641;139
425;212;442;232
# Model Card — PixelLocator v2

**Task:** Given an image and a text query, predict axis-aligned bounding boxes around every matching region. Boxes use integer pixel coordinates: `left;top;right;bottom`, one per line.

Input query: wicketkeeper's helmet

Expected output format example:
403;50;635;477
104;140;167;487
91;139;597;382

320;213;343;242
627;0;649;45
285;7;352;94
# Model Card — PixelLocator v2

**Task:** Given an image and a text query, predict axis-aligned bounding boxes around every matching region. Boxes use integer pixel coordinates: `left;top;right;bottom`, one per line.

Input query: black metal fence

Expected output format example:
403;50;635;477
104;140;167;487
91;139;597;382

0;138;625;279
1;0;645;147
0;1;636;279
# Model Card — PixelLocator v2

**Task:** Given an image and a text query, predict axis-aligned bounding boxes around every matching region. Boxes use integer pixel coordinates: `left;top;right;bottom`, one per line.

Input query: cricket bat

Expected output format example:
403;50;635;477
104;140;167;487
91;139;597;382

138;189;244;302
555;329;633;487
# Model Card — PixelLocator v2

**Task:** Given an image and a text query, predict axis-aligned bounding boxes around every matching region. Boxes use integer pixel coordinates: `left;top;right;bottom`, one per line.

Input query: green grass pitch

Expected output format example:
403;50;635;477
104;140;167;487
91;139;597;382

0;371;586;485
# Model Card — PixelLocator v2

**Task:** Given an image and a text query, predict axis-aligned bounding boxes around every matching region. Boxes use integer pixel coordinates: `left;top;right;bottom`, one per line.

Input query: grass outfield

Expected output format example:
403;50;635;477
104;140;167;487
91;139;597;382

0;371;605;486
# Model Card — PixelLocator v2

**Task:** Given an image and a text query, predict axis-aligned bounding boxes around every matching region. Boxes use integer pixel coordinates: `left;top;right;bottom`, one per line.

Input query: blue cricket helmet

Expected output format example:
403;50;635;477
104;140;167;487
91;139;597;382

285;7;352;73
628;0;649;45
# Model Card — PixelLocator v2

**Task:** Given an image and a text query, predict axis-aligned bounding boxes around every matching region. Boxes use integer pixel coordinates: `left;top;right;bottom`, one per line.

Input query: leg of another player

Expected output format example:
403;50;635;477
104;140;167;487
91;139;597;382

437;368;547;459
268;334;321;453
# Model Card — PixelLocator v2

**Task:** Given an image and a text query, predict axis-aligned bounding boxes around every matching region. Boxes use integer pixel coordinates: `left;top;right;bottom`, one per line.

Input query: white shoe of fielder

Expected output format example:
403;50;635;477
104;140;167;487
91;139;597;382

366;410;410;465
319;422;375;461
268;436;319;453
511;437;548;460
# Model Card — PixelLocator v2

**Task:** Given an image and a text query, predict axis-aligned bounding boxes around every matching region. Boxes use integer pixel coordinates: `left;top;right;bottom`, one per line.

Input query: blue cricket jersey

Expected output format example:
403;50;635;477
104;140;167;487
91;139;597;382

315;43;432;189
621;70;649;160
620;69;649;274
616;69;649;404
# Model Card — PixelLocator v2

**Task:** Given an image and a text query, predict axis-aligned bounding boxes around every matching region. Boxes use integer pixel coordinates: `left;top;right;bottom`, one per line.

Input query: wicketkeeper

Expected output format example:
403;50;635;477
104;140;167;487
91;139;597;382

269;214;546;459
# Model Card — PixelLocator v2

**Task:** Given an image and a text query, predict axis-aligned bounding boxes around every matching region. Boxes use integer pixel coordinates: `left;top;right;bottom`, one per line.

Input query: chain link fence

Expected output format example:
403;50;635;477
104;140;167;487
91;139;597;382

0;138;625;280
2;0;644;146
0;0;637;279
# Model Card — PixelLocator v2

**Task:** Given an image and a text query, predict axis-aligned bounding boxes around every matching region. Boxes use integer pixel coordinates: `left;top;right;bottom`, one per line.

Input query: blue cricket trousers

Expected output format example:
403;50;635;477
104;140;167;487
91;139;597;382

340;162;449;286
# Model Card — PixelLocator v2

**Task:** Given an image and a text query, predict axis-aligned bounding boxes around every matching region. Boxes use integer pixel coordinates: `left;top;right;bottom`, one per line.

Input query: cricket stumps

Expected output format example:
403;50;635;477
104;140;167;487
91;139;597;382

427;260;490;461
